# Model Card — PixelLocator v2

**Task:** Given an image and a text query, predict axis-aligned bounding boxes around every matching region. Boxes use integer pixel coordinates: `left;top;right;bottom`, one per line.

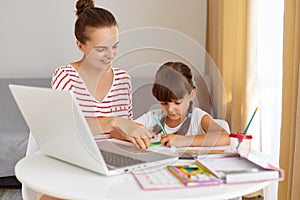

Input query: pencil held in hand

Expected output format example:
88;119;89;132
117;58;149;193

152;112;166;134
150;112;166;147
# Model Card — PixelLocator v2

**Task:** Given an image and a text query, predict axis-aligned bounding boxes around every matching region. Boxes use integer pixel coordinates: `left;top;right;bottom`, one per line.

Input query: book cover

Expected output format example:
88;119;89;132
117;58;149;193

195;154;284;184
167;165;221;186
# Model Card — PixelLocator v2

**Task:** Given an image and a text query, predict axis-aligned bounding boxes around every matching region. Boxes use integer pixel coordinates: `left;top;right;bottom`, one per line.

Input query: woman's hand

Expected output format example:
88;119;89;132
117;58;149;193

87;117;154;149
111;118;154;149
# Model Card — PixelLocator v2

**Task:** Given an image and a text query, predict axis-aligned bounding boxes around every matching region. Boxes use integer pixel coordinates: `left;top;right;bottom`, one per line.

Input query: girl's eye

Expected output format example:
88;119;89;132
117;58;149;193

112;45;118;49
173;99;183;105
160;102;168;105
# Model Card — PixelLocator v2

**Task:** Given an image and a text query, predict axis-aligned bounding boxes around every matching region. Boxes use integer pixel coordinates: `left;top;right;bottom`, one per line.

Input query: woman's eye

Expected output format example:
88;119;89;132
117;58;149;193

95;48;105;52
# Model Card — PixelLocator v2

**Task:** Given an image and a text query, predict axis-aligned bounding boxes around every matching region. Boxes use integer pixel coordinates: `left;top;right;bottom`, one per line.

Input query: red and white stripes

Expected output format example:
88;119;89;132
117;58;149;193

51;64;133;119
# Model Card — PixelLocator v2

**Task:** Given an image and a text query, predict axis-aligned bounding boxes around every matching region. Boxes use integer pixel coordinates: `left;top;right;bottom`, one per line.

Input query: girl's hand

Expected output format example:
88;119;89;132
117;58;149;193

160;134;191;147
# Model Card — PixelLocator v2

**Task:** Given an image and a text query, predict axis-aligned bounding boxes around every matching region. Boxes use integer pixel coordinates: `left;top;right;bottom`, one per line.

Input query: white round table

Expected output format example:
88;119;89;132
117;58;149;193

15;152;273;200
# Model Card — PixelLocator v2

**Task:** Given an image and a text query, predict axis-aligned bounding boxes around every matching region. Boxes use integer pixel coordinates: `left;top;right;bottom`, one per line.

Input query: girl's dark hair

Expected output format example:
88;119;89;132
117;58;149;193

75;0;118;44
152;62;196;136
152;62;195;102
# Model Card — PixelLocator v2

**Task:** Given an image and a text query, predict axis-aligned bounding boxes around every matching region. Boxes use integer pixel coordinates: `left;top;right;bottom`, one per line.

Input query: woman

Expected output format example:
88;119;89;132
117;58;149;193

50;0;153;149
23;1;153;199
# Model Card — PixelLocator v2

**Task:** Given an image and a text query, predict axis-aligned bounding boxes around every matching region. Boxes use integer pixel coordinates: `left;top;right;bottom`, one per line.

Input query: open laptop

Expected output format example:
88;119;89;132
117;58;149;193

9;84;177;176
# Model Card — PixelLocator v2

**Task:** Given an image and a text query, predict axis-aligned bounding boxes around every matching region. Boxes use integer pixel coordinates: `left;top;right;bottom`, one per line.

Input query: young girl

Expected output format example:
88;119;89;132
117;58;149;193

135;62;230;147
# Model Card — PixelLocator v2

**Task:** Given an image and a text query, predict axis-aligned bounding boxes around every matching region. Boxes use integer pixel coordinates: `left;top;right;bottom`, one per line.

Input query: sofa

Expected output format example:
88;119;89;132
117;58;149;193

0;73;217;187
0;78;51;187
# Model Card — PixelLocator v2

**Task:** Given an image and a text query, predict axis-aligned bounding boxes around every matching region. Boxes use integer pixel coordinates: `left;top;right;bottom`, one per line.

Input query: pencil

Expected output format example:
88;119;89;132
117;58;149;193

150;112;166;147
152;112;166;134
243;107;258;135
236;107;258;149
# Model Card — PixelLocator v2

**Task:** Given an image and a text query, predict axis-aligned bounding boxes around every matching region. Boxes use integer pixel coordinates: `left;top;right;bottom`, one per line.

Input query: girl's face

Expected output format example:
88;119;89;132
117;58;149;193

159;90;195;122
77;26;119;71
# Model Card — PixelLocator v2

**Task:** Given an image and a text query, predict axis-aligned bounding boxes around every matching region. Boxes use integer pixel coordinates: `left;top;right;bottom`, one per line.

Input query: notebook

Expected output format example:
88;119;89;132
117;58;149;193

9;84;178;176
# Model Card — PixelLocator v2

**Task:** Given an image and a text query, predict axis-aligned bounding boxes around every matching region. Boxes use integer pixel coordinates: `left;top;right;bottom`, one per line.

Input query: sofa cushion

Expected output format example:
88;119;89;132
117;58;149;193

0;131;28;177
0;78;51;179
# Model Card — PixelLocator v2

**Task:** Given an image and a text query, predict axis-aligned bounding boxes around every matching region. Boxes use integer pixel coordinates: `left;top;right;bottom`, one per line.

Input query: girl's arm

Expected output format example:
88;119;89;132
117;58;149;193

192;114;230;146
160;115;230;147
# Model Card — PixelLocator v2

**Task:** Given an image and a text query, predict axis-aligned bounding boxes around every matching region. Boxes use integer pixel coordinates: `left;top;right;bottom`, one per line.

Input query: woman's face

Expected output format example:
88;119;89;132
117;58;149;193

78;26;119;71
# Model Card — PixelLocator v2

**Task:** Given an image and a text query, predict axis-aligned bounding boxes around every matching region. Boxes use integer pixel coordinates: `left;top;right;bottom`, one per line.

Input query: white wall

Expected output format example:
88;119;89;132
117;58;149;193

0;0;206;78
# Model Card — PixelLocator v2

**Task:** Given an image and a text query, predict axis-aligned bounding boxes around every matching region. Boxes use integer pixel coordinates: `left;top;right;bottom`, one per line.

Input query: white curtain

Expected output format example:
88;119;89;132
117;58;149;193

248;0;284;199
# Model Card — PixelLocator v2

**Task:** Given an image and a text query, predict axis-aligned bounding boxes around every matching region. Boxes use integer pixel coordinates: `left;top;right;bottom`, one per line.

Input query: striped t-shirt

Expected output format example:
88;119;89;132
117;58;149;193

51;64;133;119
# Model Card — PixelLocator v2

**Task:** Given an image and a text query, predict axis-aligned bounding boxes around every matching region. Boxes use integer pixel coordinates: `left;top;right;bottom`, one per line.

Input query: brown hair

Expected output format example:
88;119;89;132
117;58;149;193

75;0;118;44
152;62;196;136
152;62;195;102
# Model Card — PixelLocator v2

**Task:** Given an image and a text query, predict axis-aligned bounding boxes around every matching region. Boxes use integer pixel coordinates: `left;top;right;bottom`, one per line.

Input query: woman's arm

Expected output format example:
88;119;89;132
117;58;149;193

86;117;154;149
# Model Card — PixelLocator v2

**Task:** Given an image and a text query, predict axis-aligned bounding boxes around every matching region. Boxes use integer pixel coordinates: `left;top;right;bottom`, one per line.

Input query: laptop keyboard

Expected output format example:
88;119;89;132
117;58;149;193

100;149;146;168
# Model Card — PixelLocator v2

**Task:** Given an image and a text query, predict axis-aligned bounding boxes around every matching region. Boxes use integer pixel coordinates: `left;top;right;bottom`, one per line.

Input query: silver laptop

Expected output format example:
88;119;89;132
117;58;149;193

9;84;177;176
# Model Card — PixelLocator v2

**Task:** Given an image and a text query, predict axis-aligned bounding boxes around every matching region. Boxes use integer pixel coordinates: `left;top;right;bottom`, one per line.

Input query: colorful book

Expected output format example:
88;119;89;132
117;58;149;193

167;165;221;186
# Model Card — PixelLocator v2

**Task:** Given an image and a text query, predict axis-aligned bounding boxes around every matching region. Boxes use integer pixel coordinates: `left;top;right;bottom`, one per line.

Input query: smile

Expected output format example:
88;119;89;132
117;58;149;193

101;60;113;65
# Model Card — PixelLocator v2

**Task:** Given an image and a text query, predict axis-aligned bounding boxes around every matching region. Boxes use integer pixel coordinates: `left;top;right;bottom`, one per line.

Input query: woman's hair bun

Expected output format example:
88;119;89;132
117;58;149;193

76;0;95;17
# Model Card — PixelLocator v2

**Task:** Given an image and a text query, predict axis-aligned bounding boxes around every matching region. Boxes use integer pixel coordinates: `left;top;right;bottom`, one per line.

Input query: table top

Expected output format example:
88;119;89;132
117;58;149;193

15;151;273;200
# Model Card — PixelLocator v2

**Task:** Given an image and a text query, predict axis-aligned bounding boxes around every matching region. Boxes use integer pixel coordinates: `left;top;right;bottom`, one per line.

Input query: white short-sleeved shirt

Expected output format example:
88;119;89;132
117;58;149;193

135;107;208;136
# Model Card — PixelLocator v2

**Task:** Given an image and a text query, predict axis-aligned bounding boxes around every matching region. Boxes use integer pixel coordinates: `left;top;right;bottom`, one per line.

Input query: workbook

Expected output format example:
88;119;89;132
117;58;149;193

167;165;221;186
196;152;284;184
132;166;186;190
132;164;221;190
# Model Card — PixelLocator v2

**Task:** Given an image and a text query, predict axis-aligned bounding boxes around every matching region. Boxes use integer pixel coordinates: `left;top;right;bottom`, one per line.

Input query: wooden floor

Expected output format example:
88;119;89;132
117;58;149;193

0;188;4;196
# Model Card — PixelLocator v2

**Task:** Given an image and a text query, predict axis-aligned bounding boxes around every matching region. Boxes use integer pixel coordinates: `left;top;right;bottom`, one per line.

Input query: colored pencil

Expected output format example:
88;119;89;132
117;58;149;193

236;107;258;150
243;107;258;135
150;112;166;147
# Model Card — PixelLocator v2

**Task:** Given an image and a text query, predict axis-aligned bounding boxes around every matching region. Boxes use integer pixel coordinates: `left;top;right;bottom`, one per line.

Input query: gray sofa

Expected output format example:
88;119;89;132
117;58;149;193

0;78;51;187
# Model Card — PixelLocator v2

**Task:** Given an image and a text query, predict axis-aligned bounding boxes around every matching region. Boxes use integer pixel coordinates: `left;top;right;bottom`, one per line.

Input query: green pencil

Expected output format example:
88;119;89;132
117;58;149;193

243;107;258;135
152;112;166;134
150;112;166;147
236;107;258;150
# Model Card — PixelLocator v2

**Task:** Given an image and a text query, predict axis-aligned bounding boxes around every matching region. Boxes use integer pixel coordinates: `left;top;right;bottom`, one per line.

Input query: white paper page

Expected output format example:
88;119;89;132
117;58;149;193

199;157;262;172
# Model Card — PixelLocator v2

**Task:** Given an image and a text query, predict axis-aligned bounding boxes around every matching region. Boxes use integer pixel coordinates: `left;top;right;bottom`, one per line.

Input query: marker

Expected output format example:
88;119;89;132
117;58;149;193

150;141;162;147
